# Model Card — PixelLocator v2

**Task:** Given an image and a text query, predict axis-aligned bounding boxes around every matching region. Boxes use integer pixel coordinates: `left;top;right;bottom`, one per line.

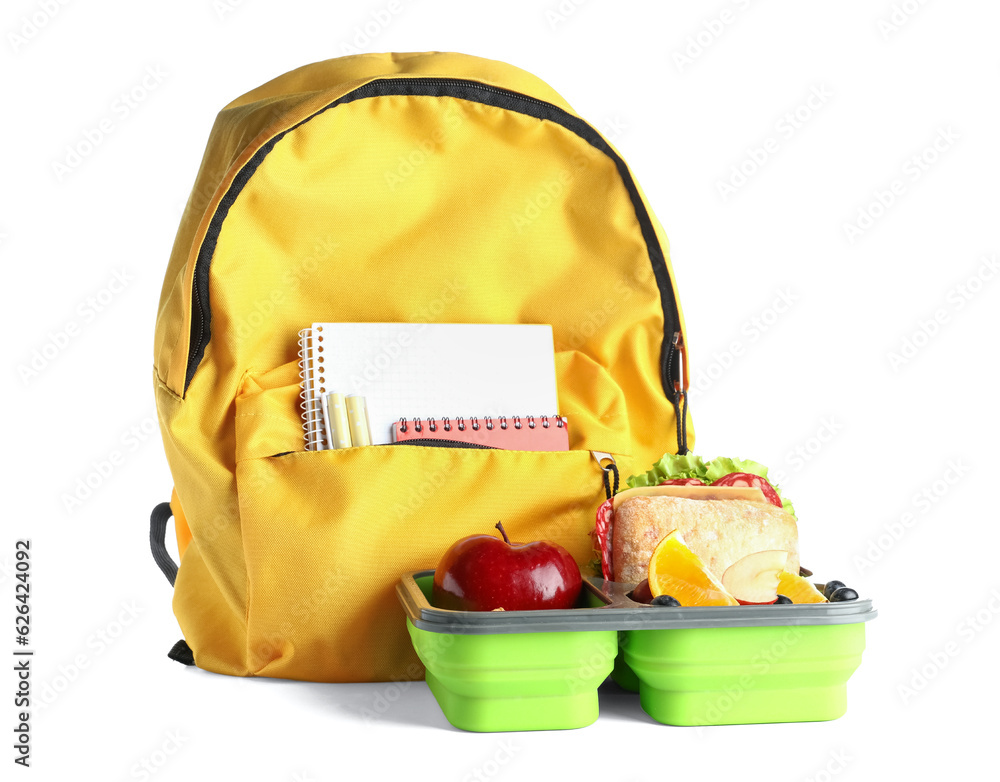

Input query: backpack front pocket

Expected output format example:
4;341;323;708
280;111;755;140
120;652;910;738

233;363;620;682
236;445;611;682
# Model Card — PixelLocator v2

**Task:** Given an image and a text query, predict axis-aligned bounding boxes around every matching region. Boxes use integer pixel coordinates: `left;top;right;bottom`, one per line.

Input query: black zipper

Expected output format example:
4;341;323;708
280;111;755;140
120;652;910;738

389;78;558;110
184;77;682;398
389;439;497;450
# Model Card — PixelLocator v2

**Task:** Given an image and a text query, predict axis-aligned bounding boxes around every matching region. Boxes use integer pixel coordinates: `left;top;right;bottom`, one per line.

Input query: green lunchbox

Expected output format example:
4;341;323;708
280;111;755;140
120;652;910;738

397;571;876;731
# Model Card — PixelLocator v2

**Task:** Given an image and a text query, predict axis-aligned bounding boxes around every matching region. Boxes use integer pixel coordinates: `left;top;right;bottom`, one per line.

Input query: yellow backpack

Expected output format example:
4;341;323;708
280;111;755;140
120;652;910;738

151;52;693;682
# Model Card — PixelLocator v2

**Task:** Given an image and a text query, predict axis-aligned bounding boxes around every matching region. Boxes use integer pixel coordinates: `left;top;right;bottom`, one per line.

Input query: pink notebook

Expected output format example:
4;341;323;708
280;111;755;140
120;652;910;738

391;416;569;451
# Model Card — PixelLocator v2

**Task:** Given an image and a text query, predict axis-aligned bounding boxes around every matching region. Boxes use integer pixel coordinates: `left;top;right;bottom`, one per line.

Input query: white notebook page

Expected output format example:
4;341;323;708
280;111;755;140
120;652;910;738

306;322;559;446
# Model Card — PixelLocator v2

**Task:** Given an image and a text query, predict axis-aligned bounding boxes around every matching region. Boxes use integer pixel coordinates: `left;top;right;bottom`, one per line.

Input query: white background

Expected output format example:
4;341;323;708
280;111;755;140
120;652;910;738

4;0;998;780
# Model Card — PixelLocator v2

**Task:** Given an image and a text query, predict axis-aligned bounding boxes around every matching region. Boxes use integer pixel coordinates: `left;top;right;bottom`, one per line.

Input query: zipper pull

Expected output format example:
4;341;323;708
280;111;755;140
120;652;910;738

671;331;686;396
592;451;619;499
670;331;690;456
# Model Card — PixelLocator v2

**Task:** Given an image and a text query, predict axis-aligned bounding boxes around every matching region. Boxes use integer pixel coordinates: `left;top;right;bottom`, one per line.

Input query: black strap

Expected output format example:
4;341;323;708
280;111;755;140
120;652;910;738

149;501;178;587
602;461;620;500
167;639;195;666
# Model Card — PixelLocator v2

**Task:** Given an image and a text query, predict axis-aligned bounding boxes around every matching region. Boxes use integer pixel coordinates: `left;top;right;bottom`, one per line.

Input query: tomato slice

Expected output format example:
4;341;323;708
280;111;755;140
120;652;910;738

711;472;783;508
657;478;707;486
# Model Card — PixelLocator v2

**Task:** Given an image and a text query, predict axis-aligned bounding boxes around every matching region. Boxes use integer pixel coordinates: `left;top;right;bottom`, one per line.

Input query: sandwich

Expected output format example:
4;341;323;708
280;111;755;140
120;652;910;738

594;454;798;584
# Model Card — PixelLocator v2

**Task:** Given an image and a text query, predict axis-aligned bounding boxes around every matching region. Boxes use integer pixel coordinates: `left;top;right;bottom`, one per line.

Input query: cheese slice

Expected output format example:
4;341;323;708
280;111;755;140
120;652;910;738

612;484;767;511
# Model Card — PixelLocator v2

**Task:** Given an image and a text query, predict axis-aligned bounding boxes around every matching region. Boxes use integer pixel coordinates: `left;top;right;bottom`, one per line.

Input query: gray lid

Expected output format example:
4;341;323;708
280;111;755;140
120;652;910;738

398;570;878;636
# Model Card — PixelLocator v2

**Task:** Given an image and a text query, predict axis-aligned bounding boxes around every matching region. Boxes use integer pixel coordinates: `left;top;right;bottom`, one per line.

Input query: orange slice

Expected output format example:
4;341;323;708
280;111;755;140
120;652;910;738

647;531;738;606
776;571;828;603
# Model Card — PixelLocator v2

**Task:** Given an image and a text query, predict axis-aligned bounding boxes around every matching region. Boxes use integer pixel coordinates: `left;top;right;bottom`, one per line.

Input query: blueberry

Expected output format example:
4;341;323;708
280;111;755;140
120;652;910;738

829;587;859;602
650;595;681;607
823;580;847;599
774;595;793;604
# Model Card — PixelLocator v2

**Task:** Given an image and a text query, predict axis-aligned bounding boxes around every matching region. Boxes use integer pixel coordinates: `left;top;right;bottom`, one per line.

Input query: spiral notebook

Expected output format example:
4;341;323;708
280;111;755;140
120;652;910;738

392;414;568;450
298;323;562;449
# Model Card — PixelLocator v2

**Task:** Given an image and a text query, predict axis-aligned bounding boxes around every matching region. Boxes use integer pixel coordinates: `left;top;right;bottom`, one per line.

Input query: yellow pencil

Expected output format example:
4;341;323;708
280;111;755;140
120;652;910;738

324;392;353;449
346;395;372;446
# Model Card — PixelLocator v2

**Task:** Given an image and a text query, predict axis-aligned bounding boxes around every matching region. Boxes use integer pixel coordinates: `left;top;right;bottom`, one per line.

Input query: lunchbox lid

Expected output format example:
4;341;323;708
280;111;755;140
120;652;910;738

397;570;878;635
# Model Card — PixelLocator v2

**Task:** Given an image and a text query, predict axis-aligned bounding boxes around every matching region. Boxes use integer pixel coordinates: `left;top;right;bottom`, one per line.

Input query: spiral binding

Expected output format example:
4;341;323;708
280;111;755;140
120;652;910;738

298;327;327;450
396;415;565;436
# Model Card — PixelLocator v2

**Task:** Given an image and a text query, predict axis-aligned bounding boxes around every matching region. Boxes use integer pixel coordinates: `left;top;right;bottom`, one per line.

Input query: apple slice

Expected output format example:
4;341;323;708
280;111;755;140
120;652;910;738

722;550;789;604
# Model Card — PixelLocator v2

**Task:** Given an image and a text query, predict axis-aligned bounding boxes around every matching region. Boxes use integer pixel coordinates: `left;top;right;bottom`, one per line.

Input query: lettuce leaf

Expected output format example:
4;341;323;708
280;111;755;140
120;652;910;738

625;452;797;520
626;453;707;488
702;456;771;484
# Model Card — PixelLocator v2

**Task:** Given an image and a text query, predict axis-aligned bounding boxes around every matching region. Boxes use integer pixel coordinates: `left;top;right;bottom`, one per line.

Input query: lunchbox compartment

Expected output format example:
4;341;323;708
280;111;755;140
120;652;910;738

403;573;617;731
616;622;867;725
610;579;868;724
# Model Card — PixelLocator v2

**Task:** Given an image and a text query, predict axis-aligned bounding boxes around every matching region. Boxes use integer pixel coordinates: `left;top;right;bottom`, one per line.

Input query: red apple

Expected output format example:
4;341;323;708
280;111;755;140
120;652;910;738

432;522;583;611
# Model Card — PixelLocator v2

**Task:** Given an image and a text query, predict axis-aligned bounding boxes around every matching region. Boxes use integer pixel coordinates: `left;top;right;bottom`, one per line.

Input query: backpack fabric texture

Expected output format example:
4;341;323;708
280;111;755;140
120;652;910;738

153;51;693;683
